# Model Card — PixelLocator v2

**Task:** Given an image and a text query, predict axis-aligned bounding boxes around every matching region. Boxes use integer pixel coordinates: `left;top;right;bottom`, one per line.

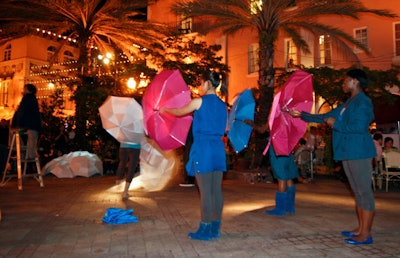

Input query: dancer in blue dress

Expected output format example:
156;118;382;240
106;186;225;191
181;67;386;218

161;71;228;241
245;121;299;216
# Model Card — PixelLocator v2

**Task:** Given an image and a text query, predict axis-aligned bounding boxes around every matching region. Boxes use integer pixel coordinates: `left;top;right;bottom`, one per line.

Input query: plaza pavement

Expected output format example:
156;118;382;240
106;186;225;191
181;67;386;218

0;168;400;258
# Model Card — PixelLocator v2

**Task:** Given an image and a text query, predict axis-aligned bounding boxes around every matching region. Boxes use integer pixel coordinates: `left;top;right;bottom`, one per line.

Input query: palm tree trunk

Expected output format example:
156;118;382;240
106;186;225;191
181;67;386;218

253;35;275;168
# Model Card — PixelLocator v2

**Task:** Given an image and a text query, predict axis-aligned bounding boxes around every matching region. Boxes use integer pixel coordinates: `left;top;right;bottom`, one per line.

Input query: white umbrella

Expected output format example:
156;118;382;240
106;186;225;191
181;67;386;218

99;96;144;144
43;157;75;178
43;151;102;178
137;137;176;191
69;151;103;177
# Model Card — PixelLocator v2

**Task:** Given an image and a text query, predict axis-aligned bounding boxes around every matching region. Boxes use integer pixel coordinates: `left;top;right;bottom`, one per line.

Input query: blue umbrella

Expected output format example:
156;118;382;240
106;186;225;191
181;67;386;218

227;89;255;153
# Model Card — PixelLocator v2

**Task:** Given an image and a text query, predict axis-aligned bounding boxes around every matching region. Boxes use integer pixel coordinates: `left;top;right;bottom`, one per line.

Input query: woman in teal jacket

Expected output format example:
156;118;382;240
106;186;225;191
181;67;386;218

291;69;376;245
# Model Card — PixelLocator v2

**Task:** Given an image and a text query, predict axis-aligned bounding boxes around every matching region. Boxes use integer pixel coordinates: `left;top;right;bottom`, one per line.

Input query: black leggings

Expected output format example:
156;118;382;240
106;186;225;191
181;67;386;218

116;148;140;183
195;171;224;222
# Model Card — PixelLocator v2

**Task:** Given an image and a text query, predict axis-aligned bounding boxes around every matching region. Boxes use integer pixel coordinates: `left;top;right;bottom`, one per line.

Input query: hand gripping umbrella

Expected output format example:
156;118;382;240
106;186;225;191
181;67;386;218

227;89;255;153
99;96;144;144
142;70;193;151
265;70;313;156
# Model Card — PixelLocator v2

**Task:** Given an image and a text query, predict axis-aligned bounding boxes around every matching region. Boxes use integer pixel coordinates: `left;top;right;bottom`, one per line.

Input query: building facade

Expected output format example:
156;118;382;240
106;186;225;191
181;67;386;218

0;31;78;119
149;0;400;105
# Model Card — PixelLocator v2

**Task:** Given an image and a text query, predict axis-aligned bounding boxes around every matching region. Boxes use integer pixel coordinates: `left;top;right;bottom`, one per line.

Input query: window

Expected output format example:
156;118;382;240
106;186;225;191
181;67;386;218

178;16;192;34
63;50;74;62
394;23;400;56
285;38;297;69
319;35;331;65
248;44;259;74
354;27;368;50
0;80;9;106
3;44;11;61
47;46;57;62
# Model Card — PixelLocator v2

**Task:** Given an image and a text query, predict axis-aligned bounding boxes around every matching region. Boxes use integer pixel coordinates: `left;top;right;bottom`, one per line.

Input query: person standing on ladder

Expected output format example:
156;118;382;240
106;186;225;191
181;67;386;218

11;84;42;162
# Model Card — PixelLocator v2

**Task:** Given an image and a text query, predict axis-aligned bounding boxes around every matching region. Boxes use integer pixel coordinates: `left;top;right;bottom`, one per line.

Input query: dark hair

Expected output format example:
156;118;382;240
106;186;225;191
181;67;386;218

202;70;227;96
25;84;37;94
384;137;394;144
373;133;383;141
346;69;368;89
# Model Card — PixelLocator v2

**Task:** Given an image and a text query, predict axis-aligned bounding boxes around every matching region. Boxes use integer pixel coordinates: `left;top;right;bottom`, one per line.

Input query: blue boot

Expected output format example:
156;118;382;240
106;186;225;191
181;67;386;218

188;222;212;241
266;191;287;216
210;220;221;239
286;185;296;215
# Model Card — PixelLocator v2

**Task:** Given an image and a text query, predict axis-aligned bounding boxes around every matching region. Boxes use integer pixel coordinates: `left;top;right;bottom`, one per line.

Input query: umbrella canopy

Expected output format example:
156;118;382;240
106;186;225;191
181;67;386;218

99;96;144;144
142;70;193;151
138;137;176;191
42;158;75;178
69;152;103;177
268;70;314;156
43;151;103;178
227;89;255;153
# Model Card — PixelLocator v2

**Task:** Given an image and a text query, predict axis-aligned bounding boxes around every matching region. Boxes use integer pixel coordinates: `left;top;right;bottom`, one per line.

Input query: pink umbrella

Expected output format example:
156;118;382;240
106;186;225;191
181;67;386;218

265;70;313;156
142;70;193;151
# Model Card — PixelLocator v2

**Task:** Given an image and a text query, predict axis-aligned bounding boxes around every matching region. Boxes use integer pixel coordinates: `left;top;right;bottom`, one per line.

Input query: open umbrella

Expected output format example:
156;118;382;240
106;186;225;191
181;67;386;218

43;157;75;178
43;151;102;178
266;70;313;156
142;70;193;151
69;151;103;177
227;89;255;153
99;96;144;144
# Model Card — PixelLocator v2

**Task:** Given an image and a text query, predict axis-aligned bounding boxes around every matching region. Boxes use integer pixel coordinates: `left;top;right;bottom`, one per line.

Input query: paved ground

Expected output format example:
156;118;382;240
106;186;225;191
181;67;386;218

0;169;400;258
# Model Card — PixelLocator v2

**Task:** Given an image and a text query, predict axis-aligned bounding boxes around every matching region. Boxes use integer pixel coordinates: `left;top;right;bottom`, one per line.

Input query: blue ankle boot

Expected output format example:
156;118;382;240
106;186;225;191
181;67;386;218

286;185;296;215
188;222;212;241
266;191;287;216
210;220;221;239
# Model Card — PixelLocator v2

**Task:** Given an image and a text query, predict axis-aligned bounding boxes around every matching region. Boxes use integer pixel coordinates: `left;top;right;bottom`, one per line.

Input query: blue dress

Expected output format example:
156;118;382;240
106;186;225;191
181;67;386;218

185;95;228;176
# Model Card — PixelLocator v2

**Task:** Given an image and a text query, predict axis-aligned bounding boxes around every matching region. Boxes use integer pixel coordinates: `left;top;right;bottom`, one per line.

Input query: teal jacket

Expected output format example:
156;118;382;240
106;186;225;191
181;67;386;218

301;92;376;161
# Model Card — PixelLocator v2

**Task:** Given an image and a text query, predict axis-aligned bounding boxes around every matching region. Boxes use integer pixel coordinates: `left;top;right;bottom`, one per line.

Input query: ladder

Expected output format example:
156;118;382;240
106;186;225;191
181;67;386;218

1;130;44;190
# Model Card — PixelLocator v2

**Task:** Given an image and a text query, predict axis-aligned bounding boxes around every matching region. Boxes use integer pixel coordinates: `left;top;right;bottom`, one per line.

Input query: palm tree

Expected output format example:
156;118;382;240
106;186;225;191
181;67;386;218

171;0;396;125
171;0;396;168
0;0;169;148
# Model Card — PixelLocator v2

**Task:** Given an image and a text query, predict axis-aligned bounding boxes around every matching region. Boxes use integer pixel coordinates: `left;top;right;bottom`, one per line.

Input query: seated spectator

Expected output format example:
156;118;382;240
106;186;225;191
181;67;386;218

373;133;383;160
383;137;397;151
293;138;311;183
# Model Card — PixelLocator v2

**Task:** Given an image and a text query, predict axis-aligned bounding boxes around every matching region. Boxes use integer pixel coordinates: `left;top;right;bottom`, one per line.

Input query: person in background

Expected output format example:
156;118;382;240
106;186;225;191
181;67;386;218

293;138;311;183
54;125;69;155
305;126;318;151
179;125;195;187
291;68;376;245
0;119;10;173
383;137;397;150
103;150;118;175
372;133;383;167
161;70;228;241
11;84;42;160
115;142;141;200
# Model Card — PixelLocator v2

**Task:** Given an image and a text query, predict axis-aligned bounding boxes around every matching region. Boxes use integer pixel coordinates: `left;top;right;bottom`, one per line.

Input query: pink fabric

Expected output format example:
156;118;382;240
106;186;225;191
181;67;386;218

142;70;193;151
264;70;314;156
